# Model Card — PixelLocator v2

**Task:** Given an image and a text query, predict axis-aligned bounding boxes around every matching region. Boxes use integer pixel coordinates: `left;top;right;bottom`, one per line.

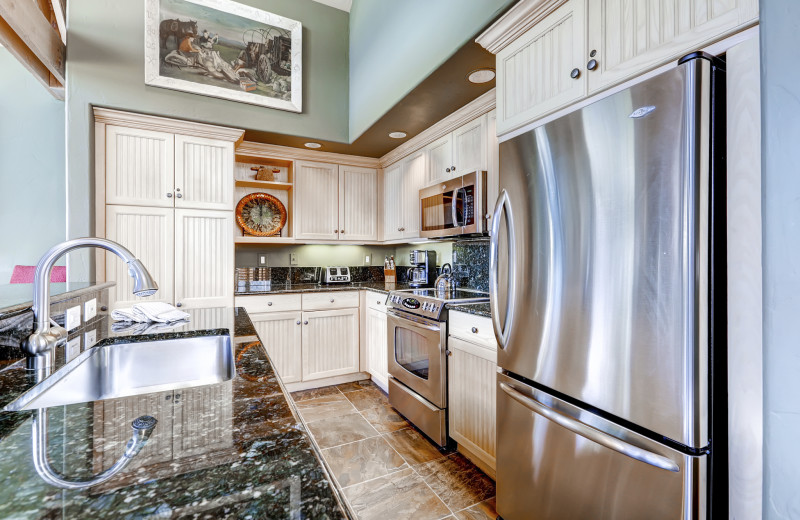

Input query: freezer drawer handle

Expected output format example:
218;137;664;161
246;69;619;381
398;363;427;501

490;190;517;349
499;382;680;473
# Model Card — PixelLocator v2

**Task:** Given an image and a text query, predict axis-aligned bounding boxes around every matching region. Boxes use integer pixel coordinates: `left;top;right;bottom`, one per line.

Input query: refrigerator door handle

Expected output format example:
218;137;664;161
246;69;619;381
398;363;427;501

490;190;517;349
499;382;680;473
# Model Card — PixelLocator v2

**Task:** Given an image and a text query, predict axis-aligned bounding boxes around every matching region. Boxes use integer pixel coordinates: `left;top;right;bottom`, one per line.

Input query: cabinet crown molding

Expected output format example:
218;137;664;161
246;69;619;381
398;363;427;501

92;107;245;144
236;141;381;169
476;0;567;54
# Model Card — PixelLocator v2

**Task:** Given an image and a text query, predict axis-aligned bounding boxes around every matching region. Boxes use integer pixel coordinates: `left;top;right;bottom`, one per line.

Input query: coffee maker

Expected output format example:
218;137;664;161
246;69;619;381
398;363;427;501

408;250;437;288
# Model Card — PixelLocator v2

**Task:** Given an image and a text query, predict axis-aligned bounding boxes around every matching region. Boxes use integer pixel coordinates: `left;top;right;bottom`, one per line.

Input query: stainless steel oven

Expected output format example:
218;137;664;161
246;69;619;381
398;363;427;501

387;309;447;445
419;171;488;239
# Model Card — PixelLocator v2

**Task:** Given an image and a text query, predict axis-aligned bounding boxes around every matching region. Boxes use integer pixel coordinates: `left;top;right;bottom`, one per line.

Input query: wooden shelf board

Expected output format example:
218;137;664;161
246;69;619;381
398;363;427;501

235;180;293;191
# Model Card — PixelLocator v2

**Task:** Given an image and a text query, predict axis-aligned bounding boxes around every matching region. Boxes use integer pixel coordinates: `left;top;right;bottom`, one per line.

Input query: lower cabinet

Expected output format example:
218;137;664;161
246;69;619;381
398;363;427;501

448;335;497;475
365;307;389;391
302;308;360;381
250;311;303;384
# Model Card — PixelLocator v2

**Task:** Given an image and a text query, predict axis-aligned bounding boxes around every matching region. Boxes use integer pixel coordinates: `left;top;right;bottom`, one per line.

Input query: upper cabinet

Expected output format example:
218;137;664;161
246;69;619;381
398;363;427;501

425;134;453;185
424;115;489;185
382;149;426;242
482;0;758;135
174;134;234;211
295;160;378;242
382;162;404;241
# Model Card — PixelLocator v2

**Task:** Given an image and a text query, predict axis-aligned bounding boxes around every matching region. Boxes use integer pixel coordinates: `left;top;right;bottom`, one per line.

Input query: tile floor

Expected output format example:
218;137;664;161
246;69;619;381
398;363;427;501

292;380;498;520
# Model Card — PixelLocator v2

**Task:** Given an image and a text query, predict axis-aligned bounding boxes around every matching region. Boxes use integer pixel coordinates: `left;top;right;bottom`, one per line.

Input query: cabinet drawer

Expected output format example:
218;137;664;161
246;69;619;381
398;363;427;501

366;290;389;312
302;291;360;311
235;294;301;313
449;311;497;350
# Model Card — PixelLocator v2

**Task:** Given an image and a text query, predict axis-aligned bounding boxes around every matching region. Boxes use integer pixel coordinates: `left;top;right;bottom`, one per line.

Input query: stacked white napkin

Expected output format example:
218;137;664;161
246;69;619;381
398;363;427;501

111;302;191;324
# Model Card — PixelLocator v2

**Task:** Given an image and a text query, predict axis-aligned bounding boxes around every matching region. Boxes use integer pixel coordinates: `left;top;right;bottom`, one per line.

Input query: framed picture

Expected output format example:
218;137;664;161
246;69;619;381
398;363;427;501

144;0;302;112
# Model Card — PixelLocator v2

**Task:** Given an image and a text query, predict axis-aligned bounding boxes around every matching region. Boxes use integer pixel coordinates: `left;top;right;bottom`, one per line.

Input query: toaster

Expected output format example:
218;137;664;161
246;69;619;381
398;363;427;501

321;266;351;284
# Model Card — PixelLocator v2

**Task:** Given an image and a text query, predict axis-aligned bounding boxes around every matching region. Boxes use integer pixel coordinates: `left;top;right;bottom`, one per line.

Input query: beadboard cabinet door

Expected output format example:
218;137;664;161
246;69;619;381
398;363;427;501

174;134;234;211
382;162;404;241
250;311;303;384
339;166;378;241
448;336;498;474
452;115;488;177
587;0;758;93
365;307;389;391
105;126;175;208
401;149;426;239
105;205;174;309
295;161;340;240
486;110;500;227
173;209;234;309
425;133;453;185
302;308;359;381
496;0;587;135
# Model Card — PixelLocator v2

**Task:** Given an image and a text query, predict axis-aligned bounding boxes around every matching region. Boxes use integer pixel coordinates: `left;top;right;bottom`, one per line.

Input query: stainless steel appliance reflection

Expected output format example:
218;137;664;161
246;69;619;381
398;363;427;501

492;54;727;519
419;171;488;239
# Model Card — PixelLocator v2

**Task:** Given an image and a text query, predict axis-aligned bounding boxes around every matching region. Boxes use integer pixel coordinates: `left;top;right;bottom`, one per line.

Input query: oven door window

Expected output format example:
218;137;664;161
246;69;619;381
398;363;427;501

421;191;456;232
394;327;431;380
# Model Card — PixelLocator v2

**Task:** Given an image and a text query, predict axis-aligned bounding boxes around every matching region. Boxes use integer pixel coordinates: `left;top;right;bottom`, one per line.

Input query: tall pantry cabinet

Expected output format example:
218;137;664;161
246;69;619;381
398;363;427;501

94;108;244;309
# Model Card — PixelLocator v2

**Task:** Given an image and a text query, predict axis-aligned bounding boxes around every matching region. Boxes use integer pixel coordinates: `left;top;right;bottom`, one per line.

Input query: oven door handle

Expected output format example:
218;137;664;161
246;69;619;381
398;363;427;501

387;310;442;332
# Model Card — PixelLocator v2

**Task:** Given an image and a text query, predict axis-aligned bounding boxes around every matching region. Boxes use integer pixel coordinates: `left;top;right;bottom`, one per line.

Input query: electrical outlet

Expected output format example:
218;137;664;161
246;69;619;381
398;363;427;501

66;305;81;331
84;329;97;349
290;253;298;265
84;298;97;321
66;337;81;362
364;254;371;265
258;254;268;266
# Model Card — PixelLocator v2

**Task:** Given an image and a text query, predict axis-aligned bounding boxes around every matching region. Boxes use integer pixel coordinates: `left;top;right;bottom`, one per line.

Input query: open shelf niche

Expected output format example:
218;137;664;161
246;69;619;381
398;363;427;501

233;154;295;244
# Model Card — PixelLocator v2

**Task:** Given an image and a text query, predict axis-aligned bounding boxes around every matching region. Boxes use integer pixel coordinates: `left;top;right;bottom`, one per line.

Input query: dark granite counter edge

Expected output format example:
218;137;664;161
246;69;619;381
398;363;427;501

447;303;492;318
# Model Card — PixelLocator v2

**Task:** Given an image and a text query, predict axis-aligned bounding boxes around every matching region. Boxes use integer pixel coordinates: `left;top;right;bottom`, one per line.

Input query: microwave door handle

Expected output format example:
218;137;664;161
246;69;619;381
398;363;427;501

450;188;460;228
499;383;680;473
490;190;517;349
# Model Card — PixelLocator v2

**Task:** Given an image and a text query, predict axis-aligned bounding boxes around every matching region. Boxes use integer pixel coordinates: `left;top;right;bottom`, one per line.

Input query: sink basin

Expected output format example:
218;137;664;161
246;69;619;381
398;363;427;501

4;334;234;411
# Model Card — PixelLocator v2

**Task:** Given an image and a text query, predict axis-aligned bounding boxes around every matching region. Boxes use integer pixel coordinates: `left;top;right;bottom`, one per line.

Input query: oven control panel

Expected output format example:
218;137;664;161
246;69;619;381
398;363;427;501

388;293;442;320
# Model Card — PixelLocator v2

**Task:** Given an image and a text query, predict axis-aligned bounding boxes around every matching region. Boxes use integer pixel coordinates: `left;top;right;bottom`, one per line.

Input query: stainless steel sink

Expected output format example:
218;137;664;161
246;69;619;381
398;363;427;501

4;334;234;411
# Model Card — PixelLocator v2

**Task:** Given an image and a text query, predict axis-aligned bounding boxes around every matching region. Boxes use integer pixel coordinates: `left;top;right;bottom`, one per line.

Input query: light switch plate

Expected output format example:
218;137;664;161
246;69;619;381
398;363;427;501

258;254;268;266
66;305;81;331
364;255;371;265
84;298;97;321
66;337;81;362
84;329;97;349
290;253;298;265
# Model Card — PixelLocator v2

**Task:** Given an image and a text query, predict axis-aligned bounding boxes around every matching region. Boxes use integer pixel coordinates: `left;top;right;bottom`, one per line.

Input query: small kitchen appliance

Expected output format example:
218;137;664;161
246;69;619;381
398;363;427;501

408;250;437;288
419;171;488;239
321;266;351;284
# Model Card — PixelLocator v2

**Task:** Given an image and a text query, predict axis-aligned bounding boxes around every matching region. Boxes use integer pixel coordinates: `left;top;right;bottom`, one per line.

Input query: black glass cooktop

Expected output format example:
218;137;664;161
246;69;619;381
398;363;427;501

400;288;489;301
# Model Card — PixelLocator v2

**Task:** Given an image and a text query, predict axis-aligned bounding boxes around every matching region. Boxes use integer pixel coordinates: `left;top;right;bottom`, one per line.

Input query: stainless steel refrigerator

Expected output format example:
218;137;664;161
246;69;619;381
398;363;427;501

490;53;727;520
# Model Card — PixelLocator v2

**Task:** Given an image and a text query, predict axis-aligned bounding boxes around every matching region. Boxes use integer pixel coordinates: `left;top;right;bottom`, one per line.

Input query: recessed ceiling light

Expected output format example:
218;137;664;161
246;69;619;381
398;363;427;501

467;68;496;84
389;131;407;139
304;142;322;149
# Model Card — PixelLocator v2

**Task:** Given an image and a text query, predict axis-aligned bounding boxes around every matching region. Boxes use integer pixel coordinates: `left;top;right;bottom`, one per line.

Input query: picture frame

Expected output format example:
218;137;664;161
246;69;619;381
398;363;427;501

144;0;302;112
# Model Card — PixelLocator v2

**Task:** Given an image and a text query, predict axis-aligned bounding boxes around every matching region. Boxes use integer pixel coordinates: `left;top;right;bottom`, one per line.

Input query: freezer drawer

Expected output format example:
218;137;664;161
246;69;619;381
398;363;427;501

496;373;707;520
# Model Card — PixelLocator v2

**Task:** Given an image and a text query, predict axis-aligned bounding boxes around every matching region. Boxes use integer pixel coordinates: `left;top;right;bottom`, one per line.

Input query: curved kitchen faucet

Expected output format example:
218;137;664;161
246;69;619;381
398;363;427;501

22;238;158;368
33;410;157;489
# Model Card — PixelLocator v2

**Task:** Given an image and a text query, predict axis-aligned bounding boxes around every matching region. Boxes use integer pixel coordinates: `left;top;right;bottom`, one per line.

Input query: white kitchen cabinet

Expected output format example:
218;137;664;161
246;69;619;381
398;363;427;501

295;161;340;240
401;149;426;239
496;0;587;136
382;161;404;240
425;133;453;185
173;209;234;309
174;134;234;211
105;126;175;208
105;205;175;309
339;165;378;241
587;0;758;93
302;308;360;381
365;306;389;391
448;334;497;475
250;311;304;384
486;109;500;224
452;115;488;179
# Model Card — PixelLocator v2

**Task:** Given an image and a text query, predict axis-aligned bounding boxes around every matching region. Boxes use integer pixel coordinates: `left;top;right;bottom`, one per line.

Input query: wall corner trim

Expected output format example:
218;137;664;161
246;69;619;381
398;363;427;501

476;0;567;55
92;107;246;144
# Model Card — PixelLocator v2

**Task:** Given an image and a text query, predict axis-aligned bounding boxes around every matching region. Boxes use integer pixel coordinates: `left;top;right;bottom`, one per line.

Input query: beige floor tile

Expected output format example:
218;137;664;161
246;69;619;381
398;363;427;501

454;497;498;520
337;379;378;393
323;436;408;487
384;428;446;466
344;387;390;411
417;453;496;511
291;385;341;402
359;403;410;433
343;468;452;520
295;394;356;423
306;412;380;449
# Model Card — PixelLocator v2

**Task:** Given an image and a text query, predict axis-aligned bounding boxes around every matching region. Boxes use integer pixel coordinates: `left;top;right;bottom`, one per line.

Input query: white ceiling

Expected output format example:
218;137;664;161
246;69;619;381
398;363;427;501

310;0;352;12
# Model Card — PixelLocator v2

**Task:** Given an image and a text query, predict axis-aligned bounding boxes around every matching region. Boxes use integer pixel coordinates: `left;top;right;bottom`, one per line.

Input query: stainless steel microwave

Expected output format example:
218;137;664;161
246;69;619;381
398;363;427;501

419;170;488;239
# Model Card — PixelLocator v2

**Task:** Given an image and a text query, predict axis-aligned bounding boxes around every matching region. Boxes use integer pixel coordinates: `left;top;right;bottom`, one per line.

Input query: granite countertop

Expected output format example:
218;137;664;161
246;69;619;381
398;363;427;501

236;281;412;296
447;302;492;318
0;308;353;519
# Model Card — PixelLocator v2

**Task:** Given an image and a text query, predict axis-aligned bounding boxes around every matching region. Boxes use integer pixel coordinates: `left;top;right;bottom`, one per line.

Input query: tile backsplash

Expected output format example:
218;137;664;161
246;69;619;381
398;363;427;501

451;238;490;292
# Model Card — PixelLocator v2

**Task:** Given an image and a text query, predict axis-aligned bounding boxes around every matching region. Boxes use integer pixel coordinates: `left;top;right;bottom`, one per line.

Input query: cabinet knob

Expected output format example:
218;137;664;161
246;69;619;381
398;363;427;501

176;303;182;308
570;68;581;79
445;168;451;173
446;349;452;357
377;300;381;304
303;320;309;325
166;193;173;198
590;49;597;58
176;193;183;198
176;188;181;192
587;59;598;71
340;229;345;234
486;213;492;220
451;166;456;171
296;320;301;325
330;298;335;303
471;327;478;334
267;302;273;306
334;230;339;233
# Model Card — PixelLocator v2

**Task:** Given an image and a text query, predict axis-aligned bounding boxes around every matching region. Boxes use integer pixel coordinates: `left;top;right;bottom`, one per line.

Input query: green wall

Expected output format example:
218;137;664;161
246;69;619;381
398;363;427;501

0;48;65;285
65;0;349;280
235;242;452;268
348;0;513;140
